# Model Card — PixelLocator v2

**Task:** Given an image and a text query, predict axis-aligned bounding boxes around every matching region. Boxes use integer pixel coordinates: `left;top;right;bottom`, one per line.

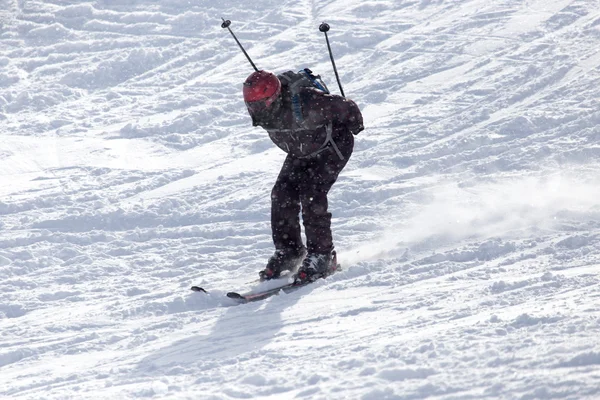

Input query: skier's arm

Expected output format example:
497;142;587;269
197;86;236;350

308;91;364;135
333;96;364;135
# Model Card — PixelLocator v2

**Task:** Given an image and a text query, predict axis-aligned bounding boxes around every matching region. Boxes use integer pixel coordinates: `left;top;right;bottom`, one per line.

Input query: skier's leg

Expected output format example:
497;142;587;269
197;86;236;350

271;154;303;251
260;155;308;280
300;135;354;254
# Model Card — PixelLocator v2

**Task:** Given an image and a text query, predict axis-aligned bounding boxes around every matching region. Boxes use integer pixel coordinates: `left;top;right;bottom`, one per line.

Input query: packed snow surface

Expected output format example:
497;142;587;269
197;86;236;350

1;0;600;399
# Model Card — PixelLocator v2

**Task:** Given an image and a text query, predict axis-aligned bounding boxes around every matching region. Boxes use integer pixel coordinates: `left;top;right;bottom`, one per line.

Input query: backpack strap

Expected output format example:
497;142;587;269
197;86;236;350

279;71;315;128
301;68;329;94
310;123;344;161
291;93;304;127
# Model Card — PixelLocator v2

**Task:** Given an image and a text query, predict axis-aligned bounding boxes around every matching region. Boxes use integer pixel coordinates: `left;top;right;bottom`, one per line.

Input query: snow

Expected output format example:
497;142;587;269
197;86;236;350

1;0;600;398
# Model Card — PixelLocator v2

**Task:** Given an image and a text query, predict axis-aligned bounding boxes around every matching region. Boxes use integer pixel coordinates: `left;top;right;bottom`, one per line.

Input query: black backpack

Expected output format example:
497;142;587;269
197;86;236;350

278;68;347;160
278;68;330;127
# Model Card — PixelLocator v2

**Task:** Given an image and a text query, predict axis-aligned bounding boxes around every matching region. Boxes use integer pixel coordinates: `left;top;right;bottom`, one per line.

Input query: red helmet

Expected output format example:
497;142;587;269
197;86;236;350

243;70;281;114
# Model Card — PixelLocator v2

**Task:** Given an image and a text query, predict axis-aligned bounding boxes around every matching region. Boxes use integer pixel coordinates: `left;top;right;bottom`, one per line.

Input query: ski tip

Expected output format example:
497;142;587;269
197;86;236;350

191;286;208;293
226;292;245;300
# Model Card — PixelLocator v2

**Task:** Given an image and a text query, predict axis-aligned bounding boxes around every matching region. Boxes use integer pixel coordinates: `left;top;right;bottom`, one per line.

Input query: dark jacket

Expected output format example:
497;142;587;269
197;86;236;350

253;82;364;159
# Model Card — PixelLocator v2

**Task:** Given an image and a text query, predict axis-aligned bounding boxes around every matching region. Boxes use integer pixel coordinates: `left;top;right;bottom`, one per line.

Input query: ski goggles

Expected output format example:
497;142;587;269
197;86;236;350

245;99;271;115
245;91;280;115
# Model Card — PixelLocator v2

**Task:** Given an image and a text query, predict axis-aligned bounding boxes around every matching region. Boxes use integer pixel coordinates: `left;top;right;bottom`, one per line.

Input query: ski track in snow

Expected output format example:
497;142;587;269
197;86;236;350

1;0;600;399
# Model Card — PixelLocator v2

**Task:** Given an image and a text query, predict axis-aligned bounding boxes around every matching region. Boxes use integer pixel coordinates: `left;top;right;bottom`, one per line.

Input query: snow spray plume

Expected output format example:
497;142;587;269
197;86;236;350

221;18;258;72
342;172;600;266
319;23;345;97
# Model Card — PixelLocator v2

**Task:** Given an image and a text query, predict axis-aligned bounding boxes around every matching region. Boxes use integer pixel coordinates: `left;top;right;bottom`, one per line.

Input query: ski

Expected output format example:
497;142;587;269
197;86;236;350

190;272;292;295
226;279;308;303
226;263;340;303
191;264;340;304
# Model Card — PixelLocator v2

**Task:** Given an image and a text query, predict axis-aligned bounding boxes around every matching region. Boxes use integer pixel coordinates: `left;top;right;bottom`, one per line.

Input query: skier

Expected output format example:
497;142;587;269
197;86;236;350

243;70;364;283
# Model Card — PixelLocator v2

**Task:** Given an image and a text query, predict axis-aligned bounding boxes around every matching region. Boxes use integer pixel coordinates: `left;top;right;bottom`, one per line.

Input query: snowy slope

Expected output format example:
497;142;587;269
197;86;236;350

1;0;600;399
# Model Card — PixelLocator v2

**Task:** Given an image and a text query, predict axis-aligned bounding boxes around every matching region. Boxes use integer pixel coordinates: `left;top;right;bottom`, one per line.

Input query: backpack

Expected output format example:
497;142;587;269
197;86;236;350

278;68;346;160
278;68;330;127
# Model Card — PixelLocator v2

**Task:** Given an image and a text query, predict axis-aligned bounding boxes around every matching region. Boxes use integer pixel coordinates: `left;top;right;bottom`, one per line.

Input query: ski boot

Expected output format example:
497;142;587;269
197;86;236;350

294;250;337;284
259;246;307;281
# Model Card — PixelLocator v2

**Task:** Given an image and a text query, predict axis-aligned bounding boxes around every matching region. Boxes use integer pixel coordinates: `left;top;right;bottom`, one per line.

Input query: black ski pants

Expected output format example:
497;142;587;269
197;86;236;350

271;133;354;254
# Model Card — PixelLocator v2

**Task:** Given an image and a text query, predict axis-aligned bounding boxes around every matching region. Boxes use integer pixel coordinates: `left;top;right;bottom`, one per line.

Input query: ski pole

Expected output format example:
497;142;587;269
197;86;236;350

319;22;345;97
221;18;259;72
